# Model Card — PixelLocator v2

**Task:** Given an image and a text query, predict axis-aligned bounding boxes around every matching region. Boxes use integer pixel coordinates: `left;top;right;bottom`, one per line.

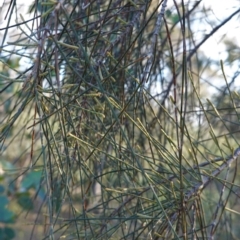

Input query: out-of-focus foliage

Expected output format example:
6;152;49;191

0;160;15;239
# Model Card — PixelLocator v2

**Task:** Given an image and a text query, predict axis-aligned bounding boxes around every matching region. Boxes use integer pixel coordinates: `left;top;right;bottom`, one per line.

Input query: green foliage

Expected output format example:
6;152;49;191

1;0;240;239
0;183;15;240
0;194;15;223
0;227;15;240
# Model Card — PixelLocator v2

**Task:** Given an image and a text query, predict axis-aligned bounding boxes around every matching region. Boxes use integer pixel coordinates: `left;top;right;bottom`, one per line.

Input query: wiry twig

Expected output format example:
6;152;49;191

184;147;240;202
22;2;62;89
142;0;167;83
96;4;144;66
91;147;240;238
210;166;230;240
187;7;240;61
